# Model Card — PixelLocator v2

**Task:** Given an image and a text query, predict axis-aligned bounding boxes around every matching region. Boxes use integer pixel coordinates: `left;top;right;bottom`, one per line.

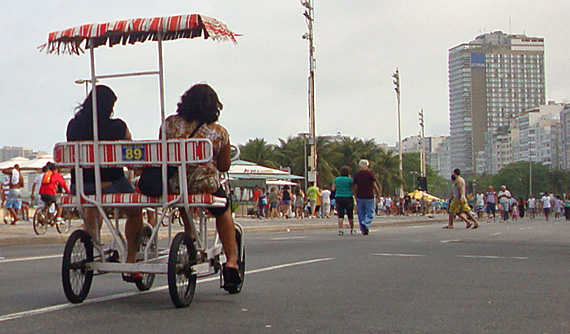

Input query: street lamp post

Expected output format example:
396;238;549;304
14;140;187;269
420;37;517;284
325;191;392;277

302;0;317;185
75;78;97;97
393;68;403;197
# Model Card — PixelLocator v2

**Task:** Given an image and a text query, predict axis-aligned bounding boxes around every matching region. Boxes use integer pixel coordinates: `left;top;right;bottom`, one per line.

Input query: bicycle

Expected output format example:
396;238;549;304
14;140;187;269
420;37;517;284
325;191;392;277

33;201;72;235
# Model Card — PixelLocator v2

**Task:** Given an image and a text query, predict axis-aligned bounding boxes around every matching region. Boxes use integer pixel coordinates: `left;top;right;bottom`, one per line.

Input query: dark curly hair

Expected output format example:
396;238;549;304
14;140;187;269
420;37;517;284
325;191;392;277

176;84;223;124
340;166;351;176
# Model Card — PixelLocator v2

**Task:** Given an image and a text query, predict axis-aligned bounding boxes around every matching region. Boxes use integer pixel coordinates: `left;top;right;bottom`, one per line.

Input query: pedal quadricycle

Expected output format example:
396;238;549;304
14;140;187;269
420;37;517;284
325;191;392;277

42;13;244;308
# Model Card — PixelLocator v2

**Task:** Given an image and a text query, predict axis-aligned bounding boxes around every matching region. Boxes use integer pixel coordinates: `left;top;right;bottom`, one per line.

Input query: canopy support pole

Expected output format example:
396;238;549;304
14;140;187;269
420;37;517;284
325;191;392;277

157;34;171;242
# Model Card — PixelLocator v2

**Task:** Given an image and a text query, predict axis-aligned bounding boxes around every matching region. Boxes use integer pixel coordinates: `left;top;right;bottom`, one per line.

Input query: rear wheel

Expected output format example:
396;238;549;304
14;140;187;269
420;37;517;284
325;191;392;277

135;225;156;291
56;209;72;234
62;230;94;303
167;232;197;308
33;208;48;235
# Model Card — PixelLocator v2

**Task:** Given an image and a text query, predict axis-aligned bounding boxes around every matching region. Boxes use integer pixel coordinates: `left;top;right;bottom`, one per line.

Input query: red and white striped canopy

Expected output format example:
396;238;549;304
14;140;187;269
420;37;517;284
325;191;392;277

41;14;238;55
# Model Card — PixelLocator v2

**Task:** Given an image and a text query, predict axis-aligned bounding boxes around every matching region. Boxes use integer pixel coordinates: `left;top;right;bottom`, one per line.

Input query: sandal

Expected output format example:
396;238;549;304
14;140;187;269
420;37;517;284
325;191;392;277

442;225;453;229
466;222;472;229
472;223;479;229
222;264;242;292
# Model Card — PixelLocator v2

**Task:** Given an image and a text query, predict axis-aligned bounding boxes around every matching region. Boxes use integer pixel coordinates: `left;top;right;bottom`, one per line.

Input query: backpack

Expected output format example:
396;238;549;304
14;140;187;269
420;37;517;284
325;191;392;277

42;170;53;185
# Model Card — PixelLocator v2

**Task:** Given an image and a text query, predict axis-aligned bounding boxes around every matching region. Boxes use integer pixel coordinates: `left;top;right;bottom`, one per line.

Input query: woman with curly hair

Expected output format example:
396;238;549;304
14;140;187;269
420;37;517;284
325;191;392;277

163;83;241;291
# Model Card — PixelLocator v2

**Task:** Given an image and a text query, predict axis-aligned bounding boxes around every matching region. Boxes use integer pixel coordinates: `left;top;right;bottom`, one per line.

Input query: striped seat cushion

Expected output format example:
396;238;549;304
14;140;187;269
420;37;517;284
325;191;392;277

59;193;226;207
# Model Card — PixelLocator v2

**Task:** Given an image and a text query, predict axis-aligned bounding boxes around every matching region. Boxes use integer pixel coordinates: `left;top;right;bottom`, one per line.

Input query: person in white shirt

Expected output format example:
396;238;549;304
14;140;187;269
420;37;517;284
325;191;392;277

497;185;512;222
320;188;331;218
541;192;552;221
475;191;485;220
527;195;536;219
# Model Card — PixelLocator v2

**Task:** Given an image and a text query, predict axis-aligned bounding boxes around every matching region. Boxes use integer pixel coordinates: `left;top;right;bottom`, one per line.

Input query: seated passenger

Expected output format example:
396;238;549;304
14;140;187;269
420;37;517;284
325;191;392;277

162;83;241;290
66;85;143;269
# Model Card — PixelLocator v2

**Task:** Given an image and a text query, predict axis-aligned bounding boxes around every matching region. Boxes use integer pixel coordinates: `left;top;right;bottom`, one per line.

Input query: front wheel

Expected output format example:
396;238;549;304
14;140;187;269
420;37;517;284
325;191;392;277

33;208;48;235
135;225;156;291
56;209;72;234
62;230;94;303
168;232;197;308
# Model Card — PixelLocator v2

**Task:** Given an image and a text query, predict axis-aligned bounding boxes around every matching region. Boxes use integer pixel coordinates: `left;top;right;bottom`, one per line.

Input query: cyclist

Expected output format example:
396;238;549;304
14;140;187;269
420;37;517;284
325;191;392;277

39;163;70;224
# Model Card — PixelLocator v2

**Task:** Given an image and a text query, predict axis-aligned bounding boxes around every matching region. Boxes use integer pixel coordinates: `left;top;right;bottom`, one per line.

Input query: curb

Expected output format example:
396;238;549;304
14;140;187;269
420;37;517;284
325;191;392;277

0;216;449;247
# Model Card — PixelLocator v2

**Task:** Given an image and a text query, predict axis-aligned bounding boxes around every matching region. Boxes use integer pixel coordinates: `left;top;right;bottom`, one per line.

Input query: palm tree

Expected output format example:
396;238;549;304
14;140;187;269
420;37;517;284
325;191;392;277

238;138;278;168
373;150;402;196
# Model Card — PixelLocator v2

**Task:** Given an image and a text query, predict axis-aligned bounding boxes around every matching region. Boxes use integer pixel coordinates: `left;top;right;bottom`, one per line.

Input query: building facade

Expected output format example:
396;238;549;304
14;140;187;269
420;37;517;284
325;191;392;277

448;31;546;175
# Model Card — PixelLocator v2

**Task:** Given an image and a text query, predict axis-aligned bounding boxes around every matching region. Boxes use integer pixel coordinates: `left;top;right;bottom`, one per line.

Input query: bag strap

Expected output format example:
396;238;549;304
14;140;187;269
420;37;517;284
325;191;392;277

189;121;203;138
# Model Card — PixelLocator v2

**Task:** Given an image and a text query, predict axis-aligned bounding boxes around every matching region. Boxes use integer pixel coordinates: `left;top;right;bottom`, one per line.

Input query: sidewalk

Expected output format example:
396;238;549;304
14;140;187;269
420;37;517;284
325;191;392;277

0;214;448;247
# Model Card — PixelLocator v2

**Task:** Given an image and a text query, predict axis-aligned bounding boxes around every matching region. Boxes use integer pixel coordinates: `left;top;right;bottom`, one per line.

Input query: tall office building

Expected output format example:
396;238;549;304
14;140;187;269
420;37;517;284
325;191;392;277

448;31;546;175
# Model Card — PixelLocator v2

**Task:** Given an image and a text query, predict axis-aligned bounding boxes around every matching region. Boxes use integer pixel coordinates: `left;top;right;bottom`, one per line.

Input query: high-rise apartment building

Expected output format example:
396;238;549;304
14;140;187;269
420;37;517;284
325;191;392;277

448;31;546;175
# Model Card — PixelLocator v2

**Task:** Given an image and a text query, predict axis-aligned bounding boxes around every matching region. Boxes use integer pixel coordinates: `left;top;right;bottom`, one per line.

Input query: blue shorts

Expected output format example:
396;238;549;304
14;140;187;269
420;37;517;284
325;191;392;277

486;202;496;214
5;198;22;210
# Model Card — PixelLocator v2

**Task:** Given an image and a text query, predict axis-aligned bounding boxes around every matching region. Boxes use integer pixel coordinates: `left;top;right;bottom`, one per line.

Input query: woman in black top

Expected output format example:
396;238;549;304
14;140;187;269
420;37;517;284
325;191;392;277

66;85;143;271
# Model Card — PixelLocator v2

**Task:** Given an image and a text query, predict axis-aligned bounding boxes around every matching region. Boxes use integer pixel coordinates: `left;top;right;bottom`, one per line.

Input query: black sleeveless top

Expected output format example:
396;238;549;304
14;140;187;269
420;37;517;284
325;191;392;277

66;117;128;184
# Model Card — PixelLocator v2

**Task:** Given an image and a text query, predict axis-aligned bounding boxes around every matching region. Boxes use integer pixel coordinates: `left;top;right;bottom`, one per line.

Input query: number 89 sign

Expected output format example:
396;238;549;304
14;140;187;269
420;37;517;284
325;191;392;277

122;145;145;161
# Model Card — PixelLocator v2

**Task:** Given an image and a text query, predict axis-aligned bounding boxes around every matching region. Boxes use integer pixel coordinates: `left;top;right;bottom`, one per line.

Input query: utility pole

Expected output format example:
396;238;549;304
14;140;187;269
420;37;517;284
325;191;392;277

393;68;403;197
302;0;317;185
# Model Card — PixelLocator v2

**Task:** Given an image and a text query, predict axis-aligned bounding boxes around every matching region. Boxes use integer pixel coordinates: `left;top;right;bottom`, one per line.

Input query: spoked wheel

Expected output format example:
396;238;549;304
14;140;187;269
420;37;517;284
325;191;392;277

33;208;48;235
56;209;72;234
167;232;197;308
223;227;246;294
62;230;94;303
135;225;156;291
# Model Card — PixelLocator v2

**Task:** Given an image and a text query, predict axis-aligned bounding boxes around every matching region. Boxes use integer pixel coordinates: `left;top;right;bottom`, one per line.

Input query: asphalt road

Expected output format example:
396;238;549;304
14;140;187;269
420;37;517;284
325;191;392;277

1;217;569;333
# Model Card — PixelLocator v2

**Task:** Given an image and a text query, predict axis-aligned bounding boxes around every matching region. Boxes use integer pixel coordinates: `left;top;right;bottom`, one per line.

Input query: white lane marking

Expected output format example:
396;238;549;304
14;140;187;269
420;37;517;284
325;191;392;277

490;232;502;236
407;226;426;229
0;254;61;264
370;253;426;257
519;227;532;230
458;255;528;260
0;257;334;323
269;236;307;241
441;239;461;243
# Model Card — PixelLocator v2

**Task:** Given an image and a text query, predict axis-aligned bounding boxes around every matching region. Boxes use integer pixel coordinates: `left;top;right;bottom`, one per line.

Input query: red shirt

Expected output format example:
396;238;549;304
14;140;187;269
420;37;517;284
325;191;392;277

39;172;70;195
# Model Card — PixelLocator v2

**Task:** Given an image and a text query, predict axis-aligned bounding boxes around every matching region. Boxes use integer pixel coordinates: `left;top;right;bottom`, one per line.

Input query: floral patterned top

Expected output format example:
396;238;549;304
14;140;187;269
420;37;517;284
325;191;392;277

164;114;230;194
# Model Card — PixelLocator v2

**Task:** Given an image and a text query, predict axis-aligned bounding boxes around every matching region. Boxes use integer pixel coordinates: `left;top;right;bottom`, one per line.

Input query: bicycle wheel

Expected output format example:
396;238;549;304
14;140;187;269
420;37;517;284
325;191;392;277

135;225;156;291
224;227;246;294
167;232;197;308
33;208;48;235
62;230;94;303
56;209;72;234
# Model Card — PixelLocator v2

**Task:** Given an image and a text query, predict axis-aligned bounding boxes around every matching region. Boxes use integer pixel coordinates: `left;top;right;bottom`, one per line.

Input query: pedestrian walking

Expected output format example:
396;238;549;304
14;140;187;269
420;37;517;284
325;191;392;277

517;197;526;219
321;187;331;218
484;186;497;222
541;192;552;221
306;183;320;218
2;164;24;225
352;159;381;235
443;169;478;229
332;166;355;235
497;185;512;222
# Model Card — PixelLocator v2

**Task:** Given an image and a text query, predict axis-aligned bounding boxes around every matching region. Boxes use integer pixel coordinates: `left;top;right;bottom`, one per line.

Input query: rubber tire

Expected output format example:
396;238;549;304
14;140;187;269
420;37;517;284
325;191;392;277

167;232;197;308
56;209;72;234
33;208;48;235
62;230;94;303
135;225;156;291
225;227;246;294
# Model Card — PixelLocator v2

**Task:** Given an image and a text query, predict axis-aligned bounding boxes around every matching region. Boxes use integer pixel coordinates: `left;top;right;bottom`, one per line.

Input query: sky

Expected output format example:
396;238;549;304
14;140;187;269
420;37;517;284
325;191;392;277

1;0;570;154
